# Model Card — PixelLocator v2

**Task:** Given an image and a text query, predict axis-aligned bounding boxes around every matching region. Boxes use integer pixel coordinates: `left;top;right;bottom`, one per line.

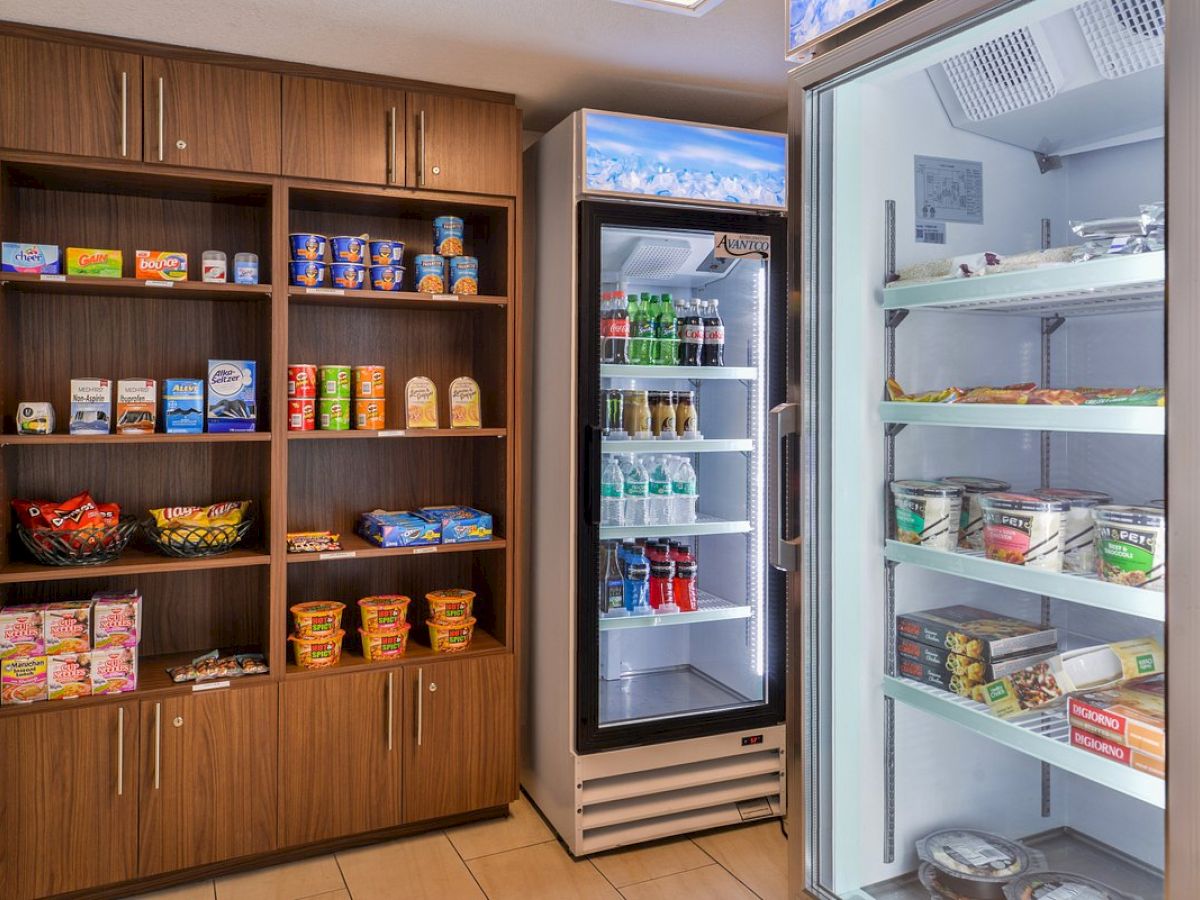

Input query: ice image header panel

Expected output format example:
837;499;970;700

788;0;897;57
582;111;786;210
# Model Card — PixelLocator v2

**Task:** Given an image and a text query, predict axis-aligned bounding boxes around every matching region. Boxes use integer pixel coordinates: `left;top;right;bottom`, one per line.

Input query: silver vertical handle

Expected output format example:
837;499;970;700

156;76;164;162
418;110;426;188
387;107;397;184
769;403;801;571
116;707;125;796
153;702;162;789
120;71;128;158
417;667;423;746
386;671;394;751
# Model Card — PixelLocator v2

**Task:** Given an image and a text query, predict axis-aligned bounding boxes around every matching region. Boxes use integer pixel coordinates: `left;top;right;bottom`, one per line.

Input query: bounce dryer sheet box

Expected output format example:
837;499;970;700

895;605;1057;663
69;378;112;435
116;379;157;434
206;360;257;432
135;250;188;281
163;379;204;434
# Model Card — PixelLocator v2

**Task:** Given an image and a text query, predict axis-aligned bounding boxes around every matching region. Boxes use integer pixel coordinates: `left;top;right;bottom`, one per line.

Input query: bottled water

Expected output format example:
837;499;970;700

647;457;673;525
623;456;649;526
672;457;698;524
600;455;624;526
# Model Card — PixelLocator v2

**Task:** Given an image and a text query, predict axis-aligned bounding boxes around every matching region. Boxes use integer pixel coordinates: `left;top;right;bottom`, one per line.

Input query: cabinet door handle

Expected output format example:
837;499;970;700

116;706;125;796
120;71;128;158
153;701;162;789
417;667;423;746
386;671;394;751
387;106;397;184
418;110;426;188
156;76;164;162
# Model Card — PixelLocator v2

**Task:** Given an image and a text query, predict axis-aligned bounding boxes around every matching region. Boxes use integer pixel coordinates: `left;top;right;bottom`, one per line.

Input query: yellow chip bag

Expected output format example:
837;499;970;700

149;501;250;549
405;376;439;429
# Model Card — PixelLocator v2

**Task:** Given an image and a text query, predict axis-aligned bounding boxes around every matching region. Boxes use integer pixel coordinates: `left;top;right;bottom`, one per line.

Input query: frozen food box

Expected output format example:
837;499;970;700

66;248;122;277
1068;677;1165;757
44;601;91;655
116;379;157;435
2;242;60;274
163;378;204;434
895;605;1057;662
418;505;493;544
91;590;141;650
358;510;442;548
47;652;92;701
896;636;1056;689
0;604;45;659
2;656;47;705
91;647;138;695
135;250;188;281
206;360;257;432
1070;726;1165;779
69;377;112;435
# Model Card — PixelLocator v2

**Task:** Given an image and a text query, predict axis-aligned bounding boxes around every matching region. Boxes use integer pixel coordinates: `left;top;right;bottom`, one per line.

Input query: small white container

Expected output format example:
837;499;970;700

1032;488;1111;574
1094;505;1166;590
980;492;1069;571
890;480;963;551
201;250;227;283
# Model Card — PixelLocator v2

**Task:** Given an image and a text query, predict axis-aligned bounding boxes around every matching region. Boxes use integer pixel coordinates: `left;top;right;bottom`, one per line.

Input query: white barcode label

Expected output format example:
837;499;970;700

146;280;173;287
306;287;345;295
378;429;407;437
193;680;230;692
412;547;437;554
319;551;357;560
39;274;66;282
432;293;458;302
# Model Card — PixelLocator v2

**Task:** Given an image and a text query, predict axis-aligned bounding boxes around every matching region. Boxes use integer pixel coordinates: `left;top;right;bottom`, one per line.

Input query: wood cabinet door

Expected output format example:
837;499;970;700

0;703;138;900
144;56;281;173
404;654;516;822
0;35;141;160
283;76;405;186
407;93;519;196
280;670;402;846
138;684;277;875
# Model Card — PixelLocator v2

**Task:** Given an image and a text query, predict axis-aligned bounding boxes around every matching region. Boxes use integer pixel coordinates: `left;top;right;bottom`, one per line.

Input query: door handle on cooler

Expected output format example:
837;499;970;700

769;403;801;571
583;424;602;527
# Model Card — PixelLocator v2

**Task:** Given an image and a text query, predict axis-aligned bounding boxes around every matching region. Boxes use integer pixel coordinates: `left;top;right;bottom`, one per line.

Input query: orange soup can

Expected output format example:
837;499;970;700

288;398;315;431
354;365;386;398
355;398;386;430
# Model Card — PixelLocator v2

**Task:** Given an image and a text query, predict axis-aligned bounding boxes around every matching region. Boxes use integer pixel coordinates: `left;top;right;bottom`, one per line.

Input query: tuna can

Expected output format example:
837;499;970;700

433;217;464;256
318;365;351;399
414;254;445;293
330;236;365;263
288;398;315;431
355;399;386;430
330;262;365;290
354;365;386;398
448;256;478;295
289;260;325;287
288;364;318;398
318;398;350;431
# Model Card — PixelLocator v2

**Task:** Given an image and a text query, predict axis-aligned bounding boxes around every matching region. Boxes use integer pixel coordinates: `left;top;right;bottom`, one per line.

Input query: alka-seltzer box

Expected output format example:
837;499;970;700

895;605;1057;663
66;247;123;278
0;605;45;659
92;590;141;650
69;377;112;435
163;378;204;434
135;250;188;281
116;379;157;435
2;656;47;705
207;360;257;432
91;647;137;695
44;601;91;655
47;652;92;701
1069;678;1166;758
1;242;60;274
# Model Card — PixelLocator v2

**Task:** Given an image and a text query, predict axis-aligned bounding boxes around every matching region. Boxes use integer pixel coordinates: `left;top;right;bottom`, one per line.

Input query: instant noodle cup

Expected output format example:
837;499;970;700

290;600;345;638
330;262;366;290
290;260;326;287
980;493;1069;571
330;236;365;263
359;624;410;661
369;240;404;266
369;264;404;292
425;588;475;623
433;216;465;256
890;480;963;551
290;629;344;668
1032;488;1112;575
1094;505;1166;590
427;616;475;653
414;254;445;293
358;595;411;632
448;256;478;295
943;476;1011;551
289;233;327;261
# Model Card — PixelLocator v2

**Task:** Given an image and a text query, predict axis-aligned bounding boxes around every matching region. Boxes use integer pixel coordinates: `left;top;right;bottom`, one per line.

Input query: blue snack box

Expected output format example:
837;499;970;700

419;505;493;544
207;360;257;433
2;243;60;274
163;379;204;434
358;510;442;548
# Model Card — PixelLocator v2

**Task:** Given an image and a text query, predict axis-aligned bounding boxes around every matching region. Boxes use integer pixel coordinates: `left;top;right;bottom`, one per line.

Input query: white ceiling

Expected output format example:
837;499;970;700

0;0;791;133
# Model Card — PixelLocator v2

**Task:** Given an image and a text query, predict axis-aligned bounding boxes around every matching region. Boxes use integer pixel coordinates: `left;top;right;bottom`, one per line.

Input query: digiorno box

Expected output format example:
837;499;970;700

44;602;91;655
92;590;141;650
66;247;122;277
0;604;45;659
1070;726;1164;779
2;656;47;705
895;605;1057;662
116;379;157;434
135;250;187;281
47;652;92;701
1069;678;1165;758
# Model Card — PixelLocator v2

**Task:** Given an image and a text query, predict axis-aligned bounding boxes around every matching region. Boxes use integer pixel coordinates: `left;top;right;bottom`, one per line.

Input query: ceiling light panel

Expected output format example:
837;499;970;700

609;0;727;17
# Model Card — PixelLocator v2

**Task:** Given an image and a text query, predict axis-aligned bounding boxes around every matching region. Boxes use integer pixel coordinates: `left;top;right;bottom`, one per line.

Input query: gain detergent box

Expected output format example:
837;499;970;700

66;248;123;277
206;360;257;432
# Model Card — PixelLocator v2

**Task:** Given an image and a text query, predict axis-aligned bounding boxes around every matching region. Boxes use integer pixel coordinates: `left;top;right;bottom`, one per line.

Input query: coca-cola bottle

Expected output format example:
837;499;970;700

701;299;725;367
681;299;704;366
599;292;613;363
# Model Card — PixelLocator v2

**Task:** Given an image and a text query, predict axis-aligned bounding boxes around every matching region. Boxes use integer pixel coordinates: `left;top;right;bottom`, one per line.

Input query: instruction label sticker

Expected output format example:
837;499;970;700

915;222;946;244
915;155;983;225
715;232;771;260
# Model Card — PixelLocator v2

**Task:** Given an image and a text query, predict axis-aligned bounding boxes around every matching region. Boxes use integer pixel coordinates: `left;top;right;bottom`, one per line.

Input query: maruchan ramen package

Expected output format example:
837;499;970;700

66;248;122;277
117;379;157;435
148;501;250;548
47;652;92;701
91;590;141;650
135;250;188;281
207;360;257;432
70;378;112;435
358;510;442;548
2;242;60;274
449;376;481;428
2;656;47;705
418;506;493;544
163;378;204;434
91;647;138;695
0;605;45;659
44;602;91;655
405;376;438;428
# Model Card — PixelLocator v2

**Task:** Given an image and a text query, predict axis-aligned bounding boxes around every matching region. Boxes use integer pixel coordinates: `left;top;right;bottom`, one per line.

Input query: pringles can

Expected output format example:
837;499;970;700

318;365;351;399
355;399;386;430
288;399;315;431
318;398;350;431
354;365;386;398
288;364;317;398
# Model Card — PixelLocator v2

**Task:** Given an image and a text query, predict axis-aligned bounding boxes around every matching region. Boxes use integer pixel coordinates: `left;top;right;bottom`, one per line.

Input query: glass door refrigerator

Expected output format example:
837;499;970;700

784;0;1196;897
525;110;789;855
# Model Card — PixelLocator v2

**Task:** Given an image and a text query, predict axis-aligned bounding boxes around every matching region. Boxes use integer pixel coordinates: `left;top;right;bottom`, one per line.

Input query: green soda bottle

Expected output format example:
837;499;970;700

654;292;678;365
630;294;655;366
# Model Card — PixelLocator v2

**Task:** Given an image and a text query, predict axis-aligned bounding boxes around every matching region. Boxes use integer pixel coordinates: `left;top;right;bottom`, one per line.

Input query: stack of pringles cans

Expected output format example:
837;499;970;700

412;216;479;296
287;232;407;292
287;364;387;431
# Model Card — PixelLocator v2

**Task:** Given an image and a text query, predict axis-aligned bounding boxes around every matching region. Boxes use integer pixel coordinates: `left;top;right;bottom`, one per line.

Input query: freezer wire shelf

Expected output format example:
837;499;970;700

599;589;752;631
601;438;753;454
599;517;751;540
879;401;1163;434
884;675;1165;808
601;364;758;381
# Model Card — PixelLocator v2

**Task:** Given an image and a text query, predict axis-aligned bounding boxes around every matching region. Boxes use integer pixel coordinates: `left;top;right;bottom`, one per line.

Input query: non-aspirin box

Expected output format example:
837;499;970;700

207;360;257;432
1;242;60;274
66;247;123;277
135;250;188;281
69;378;112;434
163;378;204;434
117;379;157;434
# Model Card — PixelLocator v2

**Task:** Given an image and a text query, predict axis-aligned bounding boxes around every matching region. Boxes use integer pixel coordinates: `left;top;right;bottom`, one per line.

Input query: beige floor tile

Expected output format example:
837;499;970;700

446;793;556;860
338;831;485;900
297;892;350;900
591;838;713;888
130;882;216;900
468;841;621;900
619;864;757;900
215;856;345;900
693;821;788;900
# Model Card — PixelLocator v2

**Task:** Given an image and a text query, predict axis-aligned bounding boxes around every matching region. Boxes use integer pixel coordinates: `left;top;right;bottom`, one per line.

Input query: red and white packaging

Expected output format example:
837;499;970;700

288;398;316;431
1070;726;1164;779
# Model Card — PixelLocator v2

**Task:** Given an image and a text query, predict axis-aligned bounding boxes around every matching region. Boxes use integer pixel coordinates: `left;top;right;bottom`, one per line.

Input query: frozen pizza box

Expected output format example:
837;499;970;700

1068;677;1165;757
896;605;1057;662
1070;725;1165;779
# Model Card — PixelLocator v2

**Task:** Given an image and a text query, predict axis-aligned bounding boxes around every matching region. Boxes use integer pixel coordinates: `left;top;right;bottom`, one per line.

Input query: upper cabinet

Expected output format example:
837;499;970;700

408;92;520;196
144;56;281;174
283;76;405;185
0;35;142;160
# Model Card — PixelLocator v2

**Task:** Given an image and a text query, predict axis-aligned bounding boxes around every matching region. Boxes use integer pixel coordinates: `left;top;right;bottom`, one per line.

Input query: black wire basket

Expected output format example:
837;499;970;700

142;510;255;558
16;517;139;566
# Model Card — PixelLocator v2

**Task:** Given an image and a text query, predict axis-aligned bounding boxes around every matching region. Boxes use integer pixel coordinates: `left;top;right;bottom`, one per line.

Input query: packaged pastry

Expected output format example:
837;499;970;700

359;624;410;661
358;596;411;632
896;606;1056;663
1094;505;1165;590
980;493;1069;570
237;653;268;675
943;477;1011;551
916;829;1045;899
891;481;963;550
1030;488;1111;575
406;376;439;428
44;602;91;655
47;653;92;701
1;656;47;705
425;589;476;624
0;604;45;659
290;601;346;638
91;590;141;649
449;376;481;428
91;647;137;695
1003;871;1142;900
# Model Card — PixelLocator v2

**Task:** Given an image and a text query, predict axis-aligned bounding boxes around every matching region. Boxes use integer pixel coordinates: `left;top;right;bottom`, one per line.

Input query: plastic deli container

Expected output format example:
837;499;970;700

944;476;1011;551
1002;871;1141;900
980;493;1069;571
891;481;964;551
359;624;410;661
289;233;327;261
426;589;475;623
1094;505;1166;591
358;595;411;632
289;629;344;668
289;260;326;287
1031;488;1112;575
290;601;345;638
427;616;475;653
916;829;1045;900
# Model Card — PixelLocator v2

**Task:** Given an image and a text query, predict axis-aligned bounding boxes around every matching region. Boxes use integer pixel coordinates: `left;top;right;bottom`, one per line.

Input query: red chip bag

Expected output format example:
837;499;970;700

11;492;120;531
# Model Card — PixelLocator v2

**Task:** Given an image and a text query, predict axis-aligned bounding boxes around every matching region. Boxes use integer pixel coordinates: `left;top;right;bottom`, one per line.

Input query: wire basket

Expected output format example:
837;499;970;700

142;512;255;558
16;517;139;566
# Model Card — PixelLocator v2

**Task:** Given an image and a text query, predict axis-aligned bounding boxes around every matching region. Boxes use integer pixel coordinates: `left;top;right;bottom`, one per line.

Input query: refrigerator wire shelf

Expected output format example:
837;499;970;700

599;589;752;631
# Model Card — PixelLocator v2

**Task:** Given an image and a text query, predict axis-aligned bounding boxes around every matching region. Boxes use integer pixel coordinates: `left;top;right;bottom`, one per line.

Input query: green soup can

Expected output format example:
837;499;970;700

318;364;351;399
318;398;350;430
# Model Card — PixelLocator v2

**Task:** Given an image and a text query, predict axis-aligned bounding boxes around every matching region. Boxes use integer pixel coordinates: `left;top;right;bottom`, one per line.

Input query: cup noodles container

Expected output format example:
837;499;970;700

427;616;475;653
290;260;326;287
354;365;386;399
66;247;122;277
288;398;316;431
47;652;92;700
318;398;350;431
69;377;112;435
163;378;204;434
289;233;327;261
91;647;138;695
433;216;465;256
1068;677;1165;758
207;360;257;432
2;656;47;704
330;262;366;290
413;254;446;293
358;596;411;632
448;256;479;295
116;379;157;435
359;624;410;661
449;376;481;428
0;605;45;659
1094;505;1166;590
915;828;1045;900
890;480;963;551
135;250;188;281
319;364;352;399
358;510;441;548
942;476;1011;551
896;605;1057;663
355;399;385;430
980;492;1069;571
369;239;404;266
1070;726;1165;779
419;506;493;544
44;602;91;655
330;236;366;263
2;242;60;274
290;601;346;639
289;629;344;668
1029;488;1112;575
425;589;475;624
289;364;318;398
1002;871;1143;900
91;590;141;650
16;402;55;435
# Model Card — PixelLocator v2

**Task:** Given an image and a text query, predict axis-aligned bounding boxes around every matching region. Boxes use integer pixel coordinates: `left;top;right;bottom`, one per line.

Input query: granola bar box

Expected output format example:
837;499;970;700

896;605;1057;662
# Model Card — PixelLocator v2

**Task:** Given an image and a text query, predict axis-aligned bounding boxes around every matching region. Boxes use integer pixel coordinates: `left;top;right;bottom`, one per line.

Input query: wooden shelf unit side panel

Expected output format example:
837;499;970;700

505;197;519;657
406;93;521;197
271;180;289;680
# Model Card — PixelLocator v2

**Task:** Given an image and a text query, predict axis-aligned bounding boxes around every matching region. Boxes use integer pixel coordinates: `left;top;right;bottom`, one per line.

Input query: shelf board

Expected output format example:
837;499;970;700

286;533;506;565
288;427;506;441
884;675;1165;808
602;437;753;454
285;629;505;678
879;401;1164;435
884;540;1163;621
288;286;507;311
882;252;1164;317
0;546;271;585
0;272;270;301
601;364;758;381
0;432;270;447
599;518;751;540
599;590;752;631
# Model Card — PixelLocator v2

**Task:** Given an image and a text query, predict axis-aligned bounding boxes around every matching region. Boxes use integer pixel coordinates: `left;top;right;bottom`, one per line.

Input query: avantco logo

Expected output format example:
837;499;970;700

714;232;771;260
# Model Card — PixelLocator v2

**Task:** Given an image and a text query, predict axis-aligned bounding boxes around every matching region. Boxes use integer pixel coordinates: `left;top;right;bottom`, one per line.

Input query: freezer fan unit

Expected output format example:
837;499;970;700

620;238;694;280
1074;0;1164;79
940;25;1062;122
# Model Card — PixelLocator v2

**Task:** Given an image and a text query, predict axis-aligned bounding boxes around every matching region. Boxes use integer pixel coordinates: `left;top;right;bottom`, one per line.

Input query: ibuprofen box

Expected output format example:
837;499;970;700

47;653;92;701
117;379;157;435
1;242;60;274
69;378;112;435
358;510;442;548
135;250;187;281
2;656;47;705
163;378;204;434
66;248;122;277
92;591;141;650
0;604;45;659
91;647;138;695
418;505;493;544
206;360;257;432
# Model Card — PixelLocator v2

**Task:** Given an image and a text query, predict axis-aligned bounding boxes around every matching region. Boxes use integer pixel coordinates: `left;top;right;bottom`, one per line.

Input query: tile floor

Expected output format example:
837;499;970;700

131;793;788;900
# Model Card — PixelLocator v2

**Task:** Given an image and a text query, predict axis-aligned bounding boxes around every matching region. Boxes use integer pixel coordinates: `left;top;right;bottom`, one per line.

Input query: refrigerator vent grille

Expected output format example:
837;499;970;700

621;240;694;280
940;26;1061;122
1074;0;1164;79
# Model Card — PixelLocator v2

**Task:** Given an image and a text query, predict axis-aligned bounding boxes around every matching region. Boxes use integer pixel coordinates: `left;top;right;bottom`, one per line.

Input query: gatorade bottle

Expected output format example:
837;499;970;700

681;299;704;366
702;299;725;366
654;292;678;365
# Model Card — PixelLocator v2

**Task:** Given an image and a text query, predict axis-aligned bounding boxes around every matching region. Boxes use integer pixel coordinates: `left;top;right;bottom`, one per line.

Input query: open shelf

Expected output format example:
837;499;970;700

599;589;751;631
601;364;758;381
885;540;1164;621
287;533;506;565
285;628;504;678
884;675;1165;809
288;428;505;441
599;518;751;540
602;437;753;454
882;252;1164;317
288;286;507;311
0;546;271;585
880;401;1164;434
0;432;270;447
0;272;270;301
